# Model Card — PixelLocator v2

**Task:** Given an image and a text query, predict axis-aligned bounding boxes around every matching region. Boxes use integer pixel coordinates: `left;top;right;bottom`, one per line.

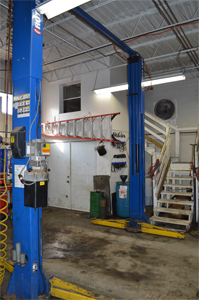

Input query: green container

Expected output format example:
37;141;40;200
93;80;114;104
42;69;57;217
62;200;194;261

100;197;106;219
90;191;103;218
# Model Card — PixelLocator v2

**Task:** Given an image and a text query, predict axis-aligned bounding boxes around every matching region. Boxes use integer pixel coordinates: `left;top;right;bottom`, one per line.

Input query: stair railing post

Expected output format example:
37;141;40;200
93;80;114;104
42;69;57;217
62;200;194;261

152;153;158;210
175;128;180;159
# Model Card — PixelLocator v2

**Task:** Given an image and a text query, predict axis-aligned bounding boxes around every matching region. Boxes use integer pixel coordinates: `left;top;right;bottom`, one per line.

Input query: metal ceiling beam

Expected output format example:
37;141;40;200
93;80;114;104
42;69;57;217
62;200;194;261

43;0;116;30
44;29;108;68
42;0;191;33
43;20;199;66
43;45;199;72
43;56;199;83
43;3;199;52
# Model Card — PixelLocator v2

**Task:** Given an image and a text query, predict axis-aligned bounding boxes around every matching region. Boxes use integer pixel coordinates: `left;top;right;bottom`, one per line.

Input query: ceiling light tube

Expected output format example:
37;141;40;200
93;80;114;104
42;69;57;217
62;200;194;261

37;0;91;19
142;74;186;87
93;84;128;95
94;75;186;95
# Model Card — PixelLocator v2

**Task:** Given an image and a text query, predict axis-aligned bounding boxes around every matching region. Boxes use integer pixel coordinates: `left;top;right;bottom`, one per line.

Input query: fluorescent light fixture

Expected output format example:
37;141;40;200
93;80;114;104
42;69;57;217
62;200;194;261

94;75;186;95
94;84;128;95
37;0;91;19
142;75;185;87
0;92;13;115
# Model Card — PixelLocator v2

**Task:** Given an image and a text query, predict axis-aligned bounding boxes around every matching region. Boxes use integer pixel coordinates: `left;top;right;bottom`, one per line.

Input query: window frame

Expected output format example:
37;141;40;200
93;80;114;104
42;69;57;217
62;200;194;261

59;82;81;114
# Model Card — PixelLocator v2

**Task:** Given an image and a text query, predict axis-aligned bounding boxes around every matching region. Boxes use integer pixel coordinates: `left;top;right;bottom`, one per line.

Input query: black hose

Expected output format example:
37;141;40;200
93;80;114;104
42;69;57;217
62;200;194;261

38;210;46;295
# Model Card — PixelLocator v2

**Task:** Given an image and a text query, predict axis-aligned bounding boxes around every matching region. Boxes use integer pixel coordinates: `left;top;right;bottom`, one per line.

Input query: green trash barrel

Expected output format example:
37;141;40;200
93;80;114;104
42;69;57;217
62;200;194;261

90;191;103;218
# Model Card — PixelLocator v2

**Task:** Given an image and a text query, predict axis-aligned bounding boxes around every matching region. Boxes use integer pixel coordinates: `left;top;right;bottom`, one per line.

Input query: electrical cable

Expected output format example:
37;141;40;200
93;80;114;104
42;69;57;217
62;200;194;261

19;82;41;177
113;20;199;91
37;210;46;295
36;80;42;139
0;150;8;285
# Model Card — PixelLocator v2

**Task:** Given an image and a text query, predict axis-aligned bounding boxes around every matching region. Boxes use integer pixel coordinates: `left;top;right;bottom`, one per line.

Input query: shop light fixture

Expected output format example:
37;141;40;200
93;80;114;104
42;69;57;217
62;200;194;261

93;75;186;95
37;0;91;19
94;84;128;95
142;74;186;88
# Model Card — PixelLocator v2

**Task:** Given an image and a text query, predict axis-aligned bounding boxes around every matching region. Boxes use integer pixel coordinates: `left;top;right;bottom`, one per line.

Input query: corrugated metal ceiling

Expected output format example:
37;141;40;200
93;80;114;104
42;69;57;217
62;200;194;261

0;0;198;82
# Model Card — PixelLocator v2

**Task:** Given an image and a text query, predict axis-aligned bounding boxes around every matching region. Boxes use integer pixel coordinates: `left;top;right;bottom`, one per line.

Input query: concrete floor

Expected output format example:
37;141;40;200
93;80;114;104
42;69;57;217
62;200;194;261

1;207;199;299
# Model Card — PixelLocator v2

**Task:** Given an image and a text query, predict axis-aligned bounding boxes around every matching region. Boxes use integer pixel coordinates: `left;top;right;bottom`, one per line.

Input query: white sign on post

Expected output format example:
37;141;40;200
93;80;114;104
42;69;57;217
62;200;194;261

14;165;26;188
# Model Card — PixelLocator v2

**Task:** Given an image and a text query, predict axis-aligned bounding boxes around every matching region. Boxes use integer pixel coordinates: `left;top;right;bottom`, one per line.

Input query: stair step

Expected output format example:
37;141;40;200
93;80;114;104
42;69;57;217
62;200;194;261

157;199;194;206
161;191;193;196
170;163;191;171
150;216;190;226
154;207;193;215
163;183;192;188
167;176;192;180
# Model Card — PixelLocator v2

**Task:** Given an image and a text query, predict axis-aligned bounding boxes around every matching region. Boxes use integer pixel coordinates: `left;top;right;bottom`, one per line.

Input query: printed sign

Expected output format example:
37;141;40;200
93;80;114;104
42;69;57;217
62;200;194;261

13;94;30;118
119;185;127;199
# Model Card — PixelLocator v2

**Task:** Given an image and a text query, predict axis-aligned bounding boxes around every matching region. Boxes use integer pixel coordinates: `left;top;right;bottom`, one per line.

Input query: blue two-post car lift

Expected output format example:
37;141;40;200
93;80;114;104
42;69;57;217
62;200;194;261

7;1;147;298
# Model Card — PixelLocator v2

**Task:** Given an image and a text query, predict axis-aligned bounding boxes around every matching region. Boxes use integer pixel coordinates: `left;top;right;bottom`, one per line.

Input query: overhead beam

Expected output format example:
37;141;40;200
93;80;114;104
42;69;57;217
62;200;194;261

43;51;199;83
71;7;136;56
43;25;198;66
43;0;116;30
42;0;191;32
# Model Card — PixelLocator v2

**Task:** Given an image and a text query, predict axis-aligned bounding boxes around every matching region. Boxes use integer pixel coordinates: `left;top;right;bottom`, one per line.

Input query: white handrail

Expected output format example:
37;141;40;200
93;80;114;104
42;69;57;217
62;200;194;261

145;119;167;135
153;127;171;197
145;111;197;159
145;111;168;128
145;127;165;143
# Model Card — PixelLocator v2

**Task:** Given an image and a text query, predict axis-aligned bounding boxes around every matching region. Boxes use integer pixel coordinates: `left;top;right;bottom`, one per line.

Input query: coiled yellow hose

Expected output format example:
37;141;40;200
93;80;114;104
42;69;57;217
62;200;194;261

0;149;8;285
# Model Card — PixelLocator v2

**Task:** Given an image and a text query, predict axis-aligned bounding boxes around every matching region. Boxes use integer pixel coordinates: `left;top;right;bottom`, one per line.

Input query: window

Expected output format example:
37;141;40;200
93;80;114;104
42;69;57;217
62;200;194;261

61;83;81;114
0;92;13;115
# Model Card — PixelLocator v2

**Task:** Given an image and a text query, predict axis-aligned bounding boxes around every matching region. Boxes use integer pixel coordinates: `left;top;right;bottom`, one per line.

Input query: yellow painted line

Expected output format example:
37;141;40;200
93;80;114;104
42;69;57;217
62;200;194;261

91;219;129;229
50;277;95;298
5;261;14;273
51;287;96;300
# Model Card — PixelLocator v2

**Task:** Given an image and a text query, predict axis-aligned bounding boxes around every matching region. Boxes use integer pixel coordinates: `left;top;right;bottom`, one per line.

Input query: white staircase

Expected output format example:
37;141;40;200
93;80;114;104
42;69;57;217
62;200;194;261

150;162;194;231
145;112;198;232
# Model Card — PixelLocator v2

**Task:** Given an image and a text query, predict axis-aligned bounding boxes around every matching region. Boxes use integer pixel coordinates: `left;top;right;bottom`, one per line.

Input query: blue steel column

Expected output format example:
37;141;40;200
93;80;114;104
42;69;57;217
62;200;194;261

7;1;49;298
128;57;148;223
71;7;148;223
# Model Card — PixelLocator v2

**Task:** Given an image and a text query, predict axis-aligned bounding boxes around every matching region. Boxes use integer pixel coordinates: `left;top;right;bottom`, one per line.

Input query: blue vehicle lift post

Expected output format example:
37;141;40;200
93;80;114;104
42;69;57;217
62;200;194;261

7;3;147;298
7;1;49;298
72;7;148;223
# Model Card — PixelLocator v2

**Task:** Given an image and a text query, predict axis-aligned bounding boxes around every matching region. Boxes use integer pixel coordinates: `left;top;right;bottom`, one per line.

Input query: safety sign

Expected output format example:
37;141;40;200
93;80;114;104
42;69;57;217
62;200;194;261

13;93;30;118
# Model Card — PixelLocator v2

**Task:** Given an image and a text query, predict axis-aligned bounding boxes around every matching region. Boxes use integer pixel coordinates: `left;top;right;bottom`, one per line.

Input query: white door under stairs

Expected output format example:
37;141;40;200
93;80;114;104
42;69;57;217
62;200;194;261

150;163;194;232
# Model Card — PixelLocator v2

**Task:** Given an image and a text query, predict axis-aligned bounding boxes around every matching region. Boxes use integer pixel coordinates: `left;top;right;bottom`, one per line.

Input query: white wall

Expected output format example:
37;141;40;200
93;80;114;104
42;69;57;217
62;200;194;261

42;66;116;211
42;61;199;212
145;76;199;162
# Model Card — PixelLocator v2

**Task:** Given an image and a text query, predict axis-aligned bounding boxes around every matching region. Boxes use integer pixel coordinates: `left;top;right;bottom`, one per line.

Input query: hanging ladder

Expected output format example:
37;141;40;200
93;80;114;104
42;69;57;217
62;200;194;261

41;112;120;142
